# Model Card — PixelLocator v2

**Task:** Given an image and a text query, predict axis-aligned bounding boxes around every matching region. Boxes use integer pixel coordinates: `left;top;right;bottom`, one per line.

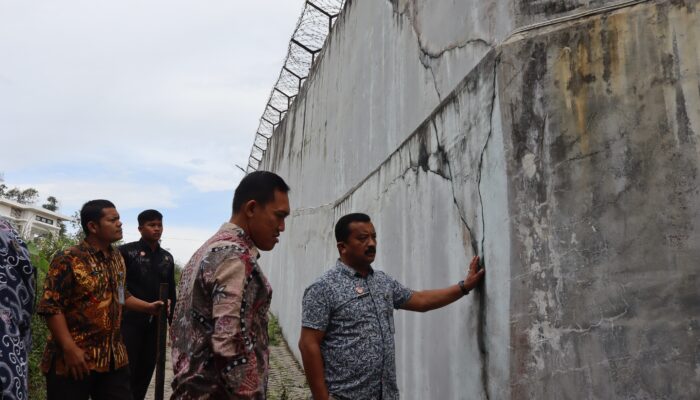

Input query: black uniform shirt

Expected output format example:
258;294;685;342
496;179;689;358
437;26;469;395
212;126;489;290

119;239;176;325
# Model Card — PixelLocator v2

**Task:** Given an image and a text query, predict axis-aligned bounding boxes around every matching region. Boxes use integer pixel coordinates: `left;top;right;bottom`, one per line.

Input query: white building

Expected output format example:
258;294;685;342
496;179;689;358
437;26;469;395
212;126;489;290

0;197;72;238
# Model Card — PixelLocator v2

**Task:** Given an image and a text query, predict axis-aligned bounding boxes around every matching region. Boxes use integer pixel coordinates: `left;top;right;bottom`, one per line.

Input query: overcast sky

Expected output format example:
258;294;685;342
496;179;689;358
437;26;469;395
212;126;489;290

0;0;304;263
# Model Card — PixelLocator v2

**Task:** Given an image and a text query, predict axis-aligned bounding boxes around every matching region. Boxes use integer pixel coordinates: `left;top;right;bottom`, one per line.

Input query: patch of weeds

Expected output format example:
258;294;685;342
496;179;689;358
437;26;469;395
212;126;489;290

268;313;283;346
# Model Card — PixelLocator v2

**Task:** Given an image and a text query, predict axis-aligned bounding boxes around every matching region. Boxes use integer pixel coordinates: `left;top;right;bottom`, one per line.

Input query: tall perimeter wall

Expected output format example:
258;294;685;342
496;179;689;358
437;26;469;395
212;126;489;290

258;0;700;398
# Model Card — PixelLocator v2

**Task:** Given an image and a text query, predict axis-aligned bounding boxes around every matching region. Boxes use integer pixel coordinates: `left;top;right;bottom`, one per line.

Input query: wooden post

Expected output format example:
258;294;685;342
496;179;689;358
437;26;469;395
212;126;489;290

154;283;169;400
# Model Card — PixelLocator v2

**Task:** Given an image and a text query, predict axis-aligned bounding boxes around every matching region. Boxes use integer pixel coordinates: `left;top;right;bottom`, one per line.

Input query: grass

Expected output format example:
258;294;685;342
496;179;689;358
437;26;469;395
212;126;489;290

28;313;48;399
28;242;49;400
268;312;283;347
267;313;309;400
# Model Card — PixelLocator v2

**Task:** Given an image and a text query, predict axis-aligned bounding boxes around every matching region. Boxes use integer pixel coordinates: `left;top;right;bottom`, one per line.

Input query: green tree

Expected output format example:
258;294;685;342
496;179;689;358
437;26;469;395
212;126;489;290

0;172;6;197
4;187;39;204
42;196;67;235
70;211;85;241
42;196;59;211
28;233;80;400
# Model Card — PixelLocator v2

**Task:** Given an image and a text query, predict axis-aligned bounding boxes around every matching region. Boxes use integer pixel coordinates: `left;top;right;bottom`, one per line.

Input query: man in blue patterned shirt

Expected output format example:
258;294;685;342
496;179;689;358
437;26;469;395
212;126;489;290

299;213;485;400
0;217;36;400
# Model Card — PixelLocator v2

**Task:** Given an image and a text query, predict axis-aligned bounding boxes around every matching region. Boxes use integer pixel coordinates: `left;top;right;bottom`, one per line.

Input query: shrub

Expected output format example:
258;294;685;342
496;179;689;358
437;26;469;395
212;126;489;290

27;235;77;400
27;242;50;400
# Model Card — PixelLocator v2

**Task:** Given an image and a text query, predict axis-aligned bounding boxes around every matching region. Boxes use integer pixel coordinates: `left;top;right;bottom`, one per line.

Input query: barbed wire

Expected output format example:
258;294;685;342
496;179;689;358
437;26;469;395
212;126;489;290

246;0;346;173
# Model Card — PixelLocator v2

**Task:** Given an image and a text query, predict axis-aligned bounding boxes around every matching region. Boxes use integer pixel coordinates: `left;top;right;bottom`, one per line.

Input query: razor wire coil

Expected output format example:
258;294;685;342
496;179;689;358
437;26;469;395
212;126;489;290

246;0;346;173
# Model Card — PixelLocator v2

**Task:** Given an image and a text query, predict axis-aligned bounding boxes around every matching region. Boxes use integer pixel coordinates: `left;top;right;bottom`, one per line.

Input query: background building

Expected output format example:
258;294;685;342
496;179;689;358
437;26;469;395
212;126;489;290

0;197;71;238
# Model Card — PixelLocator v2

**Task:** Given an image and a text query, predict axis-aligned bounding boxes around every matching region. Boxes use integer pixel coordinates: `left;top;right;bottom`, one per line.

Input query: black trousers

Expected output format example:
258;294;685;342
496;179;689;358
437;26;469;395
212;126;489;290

122;318;158;400
46;366;132;400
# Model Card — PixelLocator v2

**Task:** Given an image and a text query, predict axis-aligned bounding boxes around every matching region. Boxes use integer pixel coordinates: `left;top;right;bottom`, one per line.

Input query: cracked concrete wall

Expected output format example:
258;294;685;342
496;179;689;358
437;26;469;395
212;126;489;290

259;0;699;398
264;52;510;399
263;0;512;207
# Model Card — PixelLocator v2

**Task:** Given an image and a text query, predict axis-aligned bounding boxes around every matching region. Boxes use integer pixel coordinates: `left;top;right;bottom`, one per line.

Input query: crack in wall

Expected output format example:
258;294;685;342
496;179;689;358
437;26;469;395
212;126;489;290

420;55;443;101
421;38;494;59
376;129;452;202
478;57;499;260
375;162;450;204
474;55;500;400
422;56;498;400
432;118;480;256
559;150;602;165
389;0;494;103
299;91;310;171
291;202;334;217
414;31;494;103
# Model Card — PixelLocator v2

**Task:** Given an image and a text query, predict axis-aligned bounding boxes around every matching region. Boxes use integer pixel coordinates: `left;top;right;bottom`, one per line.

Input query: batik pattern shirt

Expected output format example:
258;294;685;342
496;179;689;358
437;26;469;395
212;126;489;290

37;240;129;375
302;260;413;400
170;223;272;399
0;218;35;400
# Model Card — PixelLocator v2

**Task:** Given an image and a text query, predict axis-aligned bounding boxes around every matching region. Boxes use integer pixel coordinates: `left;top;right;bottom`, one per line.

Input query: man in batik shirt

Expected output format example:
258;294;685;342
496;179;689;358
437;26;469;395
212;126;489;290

299;213;485;400
38;199;164;400
0;218;36;400
170;171;290;399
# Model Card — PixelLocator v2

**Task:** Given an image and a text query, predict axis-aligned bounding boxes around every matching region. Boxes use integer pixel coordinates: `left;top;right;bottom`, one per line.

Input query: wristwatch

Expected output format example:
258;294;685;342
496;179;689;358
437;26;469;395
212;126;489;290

458;280;470;296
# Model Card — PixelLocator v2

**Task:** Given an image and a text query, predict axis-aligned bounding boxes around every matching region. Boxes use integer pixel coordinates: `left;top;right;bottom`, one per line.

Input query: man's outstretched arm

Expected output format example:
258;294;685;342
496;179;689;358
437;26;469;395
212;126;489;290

401;256;485;312
299;327;329;400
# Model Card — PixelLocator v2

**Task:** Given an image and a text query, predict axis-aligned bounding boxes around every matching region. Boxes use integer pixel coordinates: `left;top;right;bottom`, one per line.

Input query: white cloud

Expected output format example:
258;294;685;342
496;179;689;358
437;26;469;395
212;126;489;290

0;0;302;170
0;0;303;240
120;144;248;193
187;173;237;193
21;180;177;212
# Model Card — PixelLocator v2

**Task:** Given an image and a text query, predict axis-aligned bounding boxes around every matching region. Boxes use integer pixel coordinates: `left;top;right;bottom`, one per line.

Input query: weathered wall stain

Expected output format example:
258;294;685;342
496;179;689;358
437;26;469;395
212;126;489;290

520;0;585;17
502;1;699;398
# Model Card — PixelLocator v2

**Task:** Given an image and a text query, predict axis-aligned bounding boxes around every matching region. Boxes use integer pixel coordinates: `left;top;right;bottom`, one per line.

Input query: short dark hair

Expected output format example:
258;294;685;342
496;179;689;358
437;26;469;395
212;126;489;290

335;213;371;242
138;209;163;226
80;199;116;236
232;171;290;214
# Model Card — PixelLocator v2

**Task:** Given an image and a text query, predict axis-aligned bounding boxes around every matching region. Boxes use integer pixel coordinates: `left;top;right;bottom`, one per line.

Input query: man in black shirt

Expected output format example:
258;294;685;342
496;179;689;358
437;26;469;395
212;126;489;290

119;209;177;400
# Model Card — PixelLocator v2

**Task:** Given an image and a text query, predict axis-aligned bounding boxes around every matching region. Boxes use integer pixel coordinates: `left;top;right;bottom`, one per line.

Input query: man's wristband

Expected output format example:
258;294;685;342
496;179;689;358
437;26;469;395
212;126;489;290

458;280;470;296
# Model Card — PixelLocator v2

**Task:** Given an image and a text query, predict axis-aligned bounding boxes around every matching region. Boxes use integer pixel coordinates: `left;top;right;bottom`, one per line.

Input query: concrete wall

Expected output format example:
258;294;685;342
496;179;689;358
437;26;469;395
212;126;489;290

502;1;700;398
259;0;700;398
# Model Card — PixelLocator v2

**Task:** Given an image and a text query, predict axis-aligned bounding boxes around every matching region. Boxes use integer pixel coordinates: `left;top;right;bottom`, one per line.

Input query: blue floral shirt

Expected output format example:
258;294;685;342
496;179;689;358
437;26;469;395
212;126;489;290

302;260;413;400
0;218;36;400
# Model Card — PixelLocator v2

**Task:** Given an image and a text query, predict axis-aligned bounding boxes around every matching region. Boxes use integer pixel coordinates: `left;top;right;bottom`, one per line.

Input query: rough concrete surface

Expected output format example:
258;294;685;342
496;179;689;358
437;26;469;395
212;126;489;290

259;0;700;399
501;1;700;398
268;345;310;400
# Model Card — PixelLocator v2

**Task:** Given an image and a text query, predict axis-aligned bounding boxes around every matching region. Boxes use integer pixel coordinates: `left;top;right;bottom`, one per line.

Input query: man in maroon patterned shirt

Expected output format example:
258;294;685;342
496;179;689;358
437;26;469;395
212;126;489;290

170;171;290;399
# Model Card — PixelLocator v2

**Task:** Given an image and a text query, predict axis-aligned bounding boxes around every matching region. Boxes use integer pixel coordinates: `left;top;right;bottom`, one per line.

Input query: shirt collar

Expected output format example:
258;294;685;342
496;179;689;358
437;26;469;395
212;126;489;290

80;239;116;259
138;238;160;252
219;222;260;259
336;258;374;278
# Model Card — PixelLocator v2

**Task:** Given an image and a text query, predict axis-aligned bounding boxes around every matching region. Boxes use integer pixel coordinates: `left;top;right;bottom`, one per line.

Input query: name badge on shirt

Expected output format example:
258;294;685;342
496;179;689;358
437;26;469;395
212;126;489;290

118;284;125;305
117;271;125;304
355;286;369;298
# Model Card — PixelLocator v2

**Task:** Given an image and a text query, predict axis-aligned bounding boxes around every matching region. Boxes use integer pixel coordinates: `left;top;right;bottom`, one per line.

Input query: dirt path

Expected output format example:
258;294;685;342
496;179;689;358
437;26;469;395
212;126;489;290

267;342;310;400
